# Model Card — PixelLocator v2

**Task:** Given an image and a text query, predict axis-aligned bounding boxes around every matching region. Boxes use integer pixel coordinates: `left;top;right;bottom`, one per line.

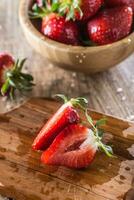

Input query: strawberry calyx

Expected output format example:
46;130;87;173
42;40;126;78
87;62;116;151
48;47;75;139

29;0;83;21
55;94;114;157
29;1;60;19
1;59;34;99
58;0;83;21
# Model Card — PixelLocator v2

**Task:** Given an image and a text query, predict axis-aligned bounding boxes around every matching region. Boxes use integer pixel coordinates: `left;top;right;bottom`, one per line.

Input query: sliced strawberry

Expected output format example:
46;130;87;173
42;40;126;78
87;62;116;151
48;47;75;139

105;0;134;11
87;6;133;45
32;102;80;151
0;53;15;85
41;124;97;168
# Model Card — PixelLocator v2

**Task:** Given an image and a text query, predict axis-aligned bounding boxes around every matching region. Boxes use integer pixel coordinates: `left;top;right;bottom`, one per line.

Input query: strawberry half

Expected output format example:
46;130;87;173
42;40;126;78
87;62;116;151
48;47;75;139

87;6;133;45
32;97;80;151
105;0;134;11
41;124;98;168
33;95;113;169
0;53;34;99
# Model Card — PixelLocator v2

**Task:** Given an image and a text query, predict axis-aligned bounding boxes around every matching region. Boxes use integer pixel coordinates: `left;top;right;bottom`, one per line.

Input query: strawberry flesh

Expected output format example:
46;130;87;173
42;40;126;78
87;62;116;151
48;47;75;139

32;102;79;151
87;6;133;45
41;124;97;169
0;53;14;85
105;0;134;11
42;13;80;45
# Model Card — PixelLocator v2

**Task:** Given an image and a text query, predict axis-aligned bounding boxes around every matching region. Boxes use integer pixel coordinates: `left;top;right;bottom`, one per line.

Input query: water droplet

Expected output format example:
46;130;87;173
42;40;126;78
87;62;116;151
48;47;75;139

128;38;131;43
76;55;79;58
72;72;76;78
79;59;83;63
117;88;123;93
121;96;126;101
127;144;134;157
125;166;130;171
127;115;134;121
71;82;75;88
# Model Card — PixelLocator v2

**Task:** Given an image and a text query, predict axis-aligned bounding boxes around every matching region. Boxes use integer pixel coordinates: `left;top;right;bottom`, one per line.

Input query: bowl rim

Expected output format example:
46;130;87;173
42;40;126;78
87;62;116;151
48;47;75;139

19;0;134;53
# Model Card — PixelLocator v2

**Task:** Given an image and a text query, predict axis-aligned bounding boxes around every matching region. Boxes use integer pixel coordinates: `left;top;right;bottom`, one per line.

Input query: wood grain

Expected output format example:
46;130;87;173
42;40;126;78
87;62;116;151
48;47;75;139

0;0;134;119
0;98;134;200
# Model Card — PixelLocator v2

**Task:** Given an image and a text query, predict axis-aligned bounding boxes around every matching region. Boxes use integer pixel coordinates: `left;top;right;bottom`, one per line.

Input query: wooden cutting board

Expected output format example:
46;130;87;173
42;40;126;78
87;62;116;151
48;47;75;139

0;98;134;200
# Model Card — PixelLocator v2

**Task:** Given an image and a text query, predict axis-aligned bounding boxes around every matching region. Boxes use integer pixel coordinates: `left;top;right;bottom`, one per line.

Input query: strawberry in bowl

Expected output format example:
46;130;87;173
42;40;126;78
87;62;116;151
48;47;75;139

29;0;134;46
19;0;134;73
32;95;113;169
87;6;133;45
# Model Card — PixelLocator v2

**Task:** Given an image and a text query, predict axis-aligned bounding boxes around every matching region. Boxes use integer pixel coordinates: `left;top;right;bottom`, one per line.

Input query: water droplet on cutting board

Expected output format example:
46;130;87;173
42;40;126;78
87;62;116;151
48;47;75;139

127;144;134;157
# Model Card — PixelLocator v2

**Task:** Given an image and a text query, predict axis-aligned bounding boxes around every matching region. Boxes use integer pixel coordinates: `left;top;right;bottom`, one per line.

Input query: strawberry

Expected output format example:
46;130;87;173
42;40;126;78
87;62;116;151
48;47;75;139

87;6;133;45
30;4;80;45
59;0;104;21
41;124;98;168
105;0;134;11
32;96;81;151
0;53;15;86
41;13;80;45
0;53;34;99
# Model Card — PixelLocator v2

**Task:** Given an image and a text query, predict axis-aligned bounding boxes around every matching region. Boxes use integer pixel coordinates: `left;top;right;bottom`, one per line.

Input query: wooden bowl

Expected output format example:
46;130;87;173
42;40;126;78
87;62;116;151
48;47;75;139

19;0;134;74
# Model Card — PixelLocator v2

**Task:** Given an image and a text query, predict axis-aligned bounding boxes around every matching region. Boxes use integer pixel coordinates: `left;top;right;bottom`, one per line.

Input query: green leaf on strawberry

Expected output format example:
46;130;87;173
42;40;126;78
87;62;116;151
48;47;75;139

0;57;34;99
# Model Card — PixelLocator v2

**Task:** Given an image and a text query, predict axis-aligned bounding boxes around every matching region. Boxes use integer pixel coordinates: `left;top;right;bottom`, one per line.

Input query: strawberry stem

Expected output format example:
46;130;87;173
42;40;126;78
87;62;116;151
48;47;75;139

29;1;60;19
58;0;83;21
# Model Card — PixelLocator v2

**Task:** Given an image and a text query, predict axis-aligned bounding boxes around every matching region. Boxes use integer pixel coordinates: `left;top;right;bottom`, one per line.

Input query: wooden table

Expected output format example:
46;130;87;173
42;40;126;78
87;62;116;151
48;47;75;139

0;0;134;198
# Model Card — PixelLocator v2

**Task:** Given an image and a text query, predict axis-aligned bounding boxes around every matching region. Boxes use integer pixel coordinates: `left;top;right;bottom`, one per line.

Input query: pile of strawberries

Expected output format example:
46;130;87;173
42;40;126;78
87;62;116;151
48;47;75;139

31;0;134;46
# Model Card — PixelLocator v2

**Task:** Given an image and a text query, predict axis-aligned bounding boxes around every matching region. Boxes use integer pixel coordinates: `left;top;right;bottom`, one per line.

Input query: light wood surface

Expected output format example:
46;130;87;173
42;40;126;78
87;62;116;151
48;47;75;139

0;98;134;200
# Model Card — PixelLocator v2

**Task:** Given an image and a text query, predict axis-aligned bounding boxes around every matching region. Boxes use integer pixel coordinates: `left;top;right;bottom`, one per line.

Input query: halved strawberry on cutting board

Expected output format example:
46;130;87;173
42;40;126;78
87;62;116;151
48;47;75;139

41;124;98;168
32;99;80;151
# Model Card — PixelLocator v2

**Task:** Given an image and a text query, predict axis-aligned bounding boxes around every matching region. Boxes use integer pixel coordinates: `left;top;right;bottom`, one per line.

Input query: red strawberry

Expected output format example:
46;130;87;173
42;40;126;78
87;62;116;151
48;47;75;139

59;0;104;21
105;0;134;11
0;53;14;86
32;101;80;151
87;6;133;45
0;53;34;98
41;13;80;45
41;124;97;168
